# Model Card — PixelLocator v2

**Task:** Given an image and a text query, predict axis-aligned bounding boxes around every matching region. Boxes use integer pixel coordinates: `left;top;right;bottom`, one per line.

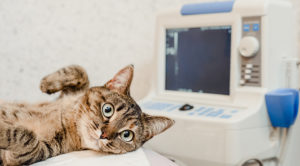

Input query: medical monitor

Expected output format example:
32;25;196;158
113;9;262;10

165;26;232;95
145;1;299;165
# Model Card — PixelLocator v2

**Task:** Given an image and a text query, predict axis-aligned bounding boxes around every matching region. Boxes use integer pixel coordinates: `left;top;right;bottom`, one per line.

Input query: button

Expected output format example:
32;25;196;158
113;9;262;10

198;108;213;116
253;24;260;31
220;115;232;119
195;107;205;112
166;105;181;112
245;69;252;74
246;64;253;68
144;102;173;110
244;75;252;80
240;79;246;85
243;24;250;32
188;112;195;116
206;109;224;117
231;110;239;113
142;102;153;108
198;110;210;116
179;104;194;111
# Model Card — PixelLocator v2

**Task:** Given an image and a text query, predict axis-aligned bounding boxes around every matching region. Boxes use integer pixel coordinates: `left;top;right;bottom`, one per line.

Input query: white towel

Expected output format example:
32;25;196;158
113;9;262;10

32;148;151;166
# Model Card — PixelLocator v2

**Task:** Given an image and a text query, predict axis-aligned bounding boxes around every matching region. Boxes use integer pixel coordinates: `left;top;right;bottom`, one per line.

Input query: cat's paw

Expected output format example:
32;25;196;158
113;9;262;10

40;65;90;95
40;77;63;94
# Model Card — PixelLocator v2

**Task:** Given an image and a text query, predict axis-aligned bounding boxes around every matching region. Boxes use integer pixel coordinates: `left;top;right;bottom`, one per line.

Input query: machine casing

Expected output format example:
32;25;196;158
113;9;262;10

140;0;299;166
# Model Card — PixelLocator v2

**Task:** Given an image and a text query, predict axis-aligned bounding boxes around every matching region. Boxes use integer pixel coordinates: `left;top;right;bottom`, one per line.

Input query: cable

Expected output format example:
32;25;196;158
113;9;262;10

240;158;263;166
277;128;289;166
238;127;290;166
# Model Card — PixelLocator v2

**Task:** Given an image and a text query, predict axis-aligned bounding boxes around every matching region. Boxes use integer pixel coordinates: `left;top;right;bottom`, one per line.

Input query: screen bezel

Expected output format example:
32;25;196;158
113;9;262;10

155;12;240;103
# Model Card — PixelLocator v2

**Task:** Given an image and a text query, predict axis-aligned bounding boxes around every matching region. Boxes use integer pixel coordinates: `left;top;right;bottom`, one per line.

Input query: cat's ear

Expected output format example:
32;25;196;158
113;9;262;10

105;65;134;95
142;113;175;142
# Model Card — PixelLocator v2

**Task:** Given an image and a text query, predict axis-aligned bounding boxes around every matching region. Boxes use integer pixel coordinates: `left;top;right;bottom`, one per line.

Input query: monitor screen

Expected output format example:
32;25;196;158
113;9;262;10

165;26;231;95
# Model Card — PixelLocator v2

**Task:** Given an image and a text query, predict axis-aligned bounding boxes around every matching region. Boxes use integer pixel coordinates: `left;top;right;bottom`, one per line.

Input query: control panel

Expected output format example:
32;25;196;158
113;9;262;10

141;101;242;120
239;17;262;87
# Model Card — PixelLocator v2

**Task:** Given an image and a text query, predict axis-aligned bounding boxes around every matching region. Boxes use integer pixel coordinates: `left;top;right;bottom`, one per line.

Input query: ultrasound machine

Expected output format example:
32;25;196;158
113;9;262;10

140;0;300;165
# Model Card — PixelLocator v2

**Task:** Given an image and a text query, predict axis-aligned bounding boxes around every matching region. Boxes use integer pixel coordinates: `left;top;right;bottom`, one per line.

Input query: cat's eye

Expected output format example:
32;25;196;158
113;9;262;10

102;103;114;118
120;130;134;142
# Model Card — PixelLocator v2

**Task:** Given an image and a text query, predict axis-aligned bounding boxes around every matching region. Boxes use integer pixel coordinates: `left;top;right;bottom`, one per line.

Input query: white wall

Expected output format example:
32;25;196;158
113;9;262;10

0;0;299;102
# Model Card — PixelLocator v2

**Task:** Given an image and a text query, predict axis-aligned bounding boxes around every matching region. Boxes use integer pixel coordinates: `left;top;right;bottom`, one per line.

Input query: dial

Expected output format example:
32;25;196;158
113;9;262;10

239;36;260;58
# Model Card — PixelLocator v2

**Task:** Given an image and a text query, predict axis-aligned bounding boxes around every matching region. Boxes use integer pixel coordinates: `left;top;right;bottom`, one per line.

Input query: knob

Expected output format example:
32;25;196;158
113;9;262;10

179;104;194;111
239;36;260;58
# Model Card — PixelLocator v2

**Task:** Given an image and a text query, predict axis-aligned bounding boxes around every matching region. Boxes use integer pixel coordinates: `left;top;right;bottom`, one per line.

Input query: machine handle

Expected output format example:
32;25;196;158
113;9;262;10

180;1;234;15
265;88;299;128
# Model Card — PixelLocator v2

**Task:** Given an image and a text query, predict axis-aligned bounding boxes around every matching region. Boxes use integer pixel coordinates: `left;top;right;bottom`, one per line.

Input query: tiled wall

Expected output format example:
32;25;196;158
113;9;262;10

0;0;298;102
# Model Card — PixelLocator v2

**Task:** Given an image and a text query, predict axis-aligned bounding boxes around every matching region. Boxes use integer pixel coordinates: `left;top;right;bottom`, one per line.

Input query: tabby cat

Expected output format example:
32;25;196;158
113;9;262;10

0;65;174;165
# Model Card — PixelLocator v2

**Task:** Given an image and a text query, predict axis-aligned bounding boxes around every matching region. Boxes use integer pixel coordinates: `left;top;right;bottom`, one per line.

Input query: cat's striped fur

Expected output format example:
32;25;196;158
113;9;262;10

0;65;174;165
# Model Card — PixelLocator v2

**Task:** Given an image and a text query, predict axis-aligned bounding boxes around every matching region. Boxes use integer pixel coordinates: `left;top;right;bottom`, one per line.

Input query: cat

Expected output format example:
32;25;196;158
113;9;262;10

0;65;174;166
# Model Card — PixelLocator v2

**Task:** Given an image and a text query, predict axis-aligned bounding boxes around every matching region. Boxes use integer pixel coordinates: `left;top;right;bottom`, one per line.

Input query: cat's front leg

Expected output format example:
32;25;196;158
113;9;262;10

40;65;90;96
0;125;59;165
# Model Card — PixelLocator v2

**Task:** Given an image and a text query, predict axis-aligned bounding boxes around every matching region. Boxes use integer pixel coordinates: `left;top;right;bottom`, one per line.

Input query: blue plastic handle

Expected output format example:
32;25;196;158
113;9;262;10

181;1;234;15
265;88;299;128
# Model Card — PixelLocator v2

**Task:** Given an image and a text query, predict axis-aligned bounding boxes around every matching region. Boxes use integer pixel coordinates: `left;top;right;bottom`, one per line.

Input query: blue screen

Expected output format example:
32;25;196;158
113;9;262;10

165;26;231;95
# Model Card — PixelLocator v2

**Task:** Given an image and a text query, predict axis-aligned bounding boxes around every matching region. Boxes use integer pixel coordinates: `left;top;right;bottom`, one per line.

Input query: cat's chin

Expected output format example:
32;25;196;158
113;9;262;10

79;129;102;151
97;140;123;154
97;139;110;151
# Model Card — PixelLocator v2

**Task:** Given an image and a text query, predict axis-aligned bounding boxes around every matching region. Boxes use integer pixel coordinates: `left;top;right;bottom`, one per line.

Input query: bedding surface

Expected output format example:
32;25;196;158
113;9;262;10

32;148;151;166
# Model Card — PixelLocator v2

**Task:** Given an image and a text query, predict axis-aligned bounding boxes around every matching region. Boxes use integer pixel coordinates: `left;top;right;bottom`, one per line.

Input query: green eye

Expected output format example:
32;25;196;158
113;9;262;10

120;130;134;142
102;103;114;118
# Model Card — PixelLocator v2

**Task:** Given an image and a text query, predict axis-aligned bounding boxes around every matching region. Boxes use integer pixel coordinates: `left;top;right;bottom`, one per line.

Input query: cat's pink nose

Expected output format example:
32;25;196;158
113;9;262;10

100;132;108;139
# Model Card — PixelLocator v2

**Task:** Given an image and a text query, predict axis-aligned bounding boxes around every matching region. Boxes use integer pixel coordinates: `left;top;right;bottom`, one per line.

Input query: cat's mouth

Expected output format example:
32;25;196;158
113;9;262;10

96;133;123;154
90;130;114;152
98;139;108;148
88;127;123;154
97;140;122;154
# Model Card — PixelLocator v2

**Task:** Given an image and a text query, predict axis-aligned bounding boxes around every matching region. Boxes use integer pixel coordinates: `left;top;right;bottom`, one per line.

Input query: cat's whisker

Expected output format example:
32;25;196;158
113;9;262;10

77;102;89;113
106;142;113;149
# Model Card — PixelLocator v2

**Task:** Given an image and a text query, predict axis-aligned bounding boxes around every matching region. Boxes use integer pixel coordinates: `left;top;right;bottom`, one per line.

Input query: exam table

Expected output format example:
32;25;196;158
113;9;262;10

32;148;178;166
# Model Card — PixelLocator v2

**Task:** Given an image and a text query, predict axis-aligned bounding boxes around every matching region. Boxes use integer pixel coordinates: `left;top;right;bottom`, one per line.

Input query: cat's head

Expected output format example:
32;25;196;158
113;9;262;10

77;65;174;154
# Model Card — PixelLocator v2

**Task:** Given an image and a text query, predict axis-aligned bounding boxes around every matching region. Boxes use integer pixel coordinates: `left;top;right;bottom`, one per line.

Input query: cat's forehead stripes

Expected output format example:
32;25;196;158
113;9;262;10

129;122;138;129
116;104;126;112
101;96;106;102
101;92;137;113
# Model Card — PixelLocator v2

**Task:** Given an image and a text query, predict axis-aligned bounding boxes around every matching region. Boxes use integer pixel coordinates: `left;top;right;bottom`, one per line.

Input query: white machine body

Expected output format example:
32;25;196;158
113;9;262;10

140;0;299;166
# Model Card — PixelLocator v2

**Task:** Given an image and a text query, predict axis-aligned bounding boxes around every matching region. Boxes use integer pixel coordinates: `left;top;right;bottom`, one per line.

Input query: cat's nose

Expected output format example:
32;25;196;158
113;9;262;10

100;132;108;139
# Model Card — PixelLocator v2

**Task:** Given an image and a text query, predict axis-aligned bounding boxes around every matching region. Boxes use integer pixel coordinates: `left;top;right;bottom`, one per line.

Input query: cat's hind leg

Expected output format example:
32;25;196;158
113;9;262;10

40;65;90;96
0;124;59;165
